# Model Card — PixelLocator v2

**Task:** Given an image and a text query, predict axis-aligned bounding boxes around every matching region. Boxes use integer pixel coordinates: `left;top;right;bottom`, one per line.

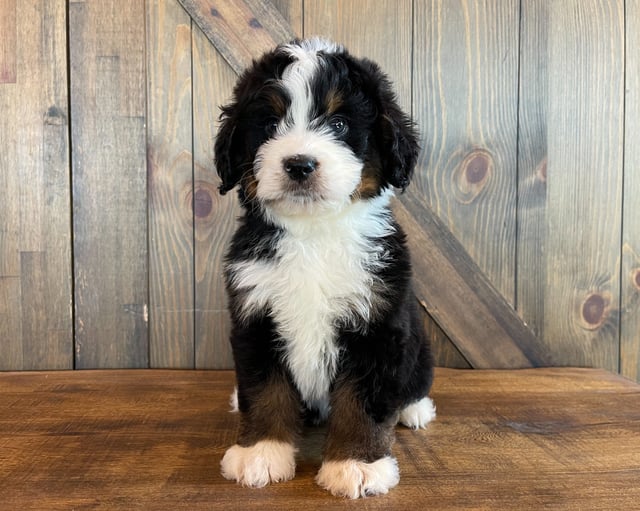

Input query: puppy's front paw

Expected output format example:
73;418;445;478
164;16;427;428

316;456;400;498
220;440;296;488
399;397;436;430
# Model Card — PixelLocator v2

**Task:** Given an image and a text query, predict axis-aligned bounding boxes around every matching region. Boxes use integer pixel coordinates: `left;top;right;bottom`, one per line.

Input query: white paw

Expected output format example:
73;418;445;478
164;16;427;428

399;397;436;429
220;440;296;488
229;387;239;413
316;456;400;499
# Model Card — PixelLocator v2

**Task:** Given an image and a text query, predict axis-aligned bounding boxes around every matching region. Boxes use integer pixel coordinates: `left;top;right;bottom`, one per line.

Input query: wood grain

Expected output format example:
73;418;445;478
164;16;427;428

70;0;148;368
0;0;16;83
0;0;72;370
191;23;238;369
544;0;624;371
177;0;295;74
516;0;548;340
191;1;301;369
420;304;471;369
621;0;640;381
147;0;195;368
1;368;638;510
413;0;520;304
397;193;552;368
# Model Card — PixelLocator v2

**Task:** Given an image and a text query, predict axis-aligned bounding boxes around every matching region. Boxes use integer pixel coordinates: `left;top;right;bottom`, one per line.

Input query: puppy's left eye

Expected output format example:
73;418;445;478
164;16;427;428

329;116;348;136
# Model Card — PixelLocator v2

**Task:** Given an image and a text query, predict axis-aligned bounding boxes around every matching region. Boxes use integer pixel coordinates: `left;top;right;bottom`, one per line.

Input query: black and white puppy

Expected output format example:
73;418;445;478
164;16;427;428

215;38;435;499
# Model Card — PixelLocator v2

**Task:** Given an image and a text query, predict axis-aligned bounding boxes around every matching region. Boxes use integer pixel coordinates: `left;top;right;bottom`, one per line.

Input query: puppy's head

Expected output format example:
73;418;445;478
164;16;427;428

215;38;419;216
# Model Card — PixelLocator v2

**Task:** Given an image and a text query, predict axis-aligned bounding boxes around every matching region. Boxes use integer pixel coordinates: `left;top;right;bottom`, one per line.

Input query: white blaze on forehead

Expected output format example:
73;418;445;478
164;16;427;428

279;39;343;130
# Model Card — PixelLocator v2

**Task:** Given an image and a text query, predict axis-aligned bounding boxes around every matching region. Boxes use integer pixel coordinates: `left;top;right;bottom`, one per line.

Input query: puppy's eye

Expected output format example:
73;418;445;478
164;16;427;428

264;119;279;136
329;116;348;136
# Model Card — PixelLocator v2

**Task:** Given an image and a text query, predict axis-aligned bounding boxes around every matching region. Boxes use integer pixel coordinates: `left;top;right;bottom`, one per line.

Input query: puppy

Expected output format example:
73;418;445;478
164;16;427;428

214;38;435;499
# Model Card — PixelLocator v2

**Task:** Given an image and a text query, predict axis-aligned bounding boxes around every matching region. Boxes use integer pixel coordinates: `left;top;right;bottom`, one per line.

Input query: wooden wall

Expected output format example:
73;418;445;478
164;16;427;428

0;0;638;382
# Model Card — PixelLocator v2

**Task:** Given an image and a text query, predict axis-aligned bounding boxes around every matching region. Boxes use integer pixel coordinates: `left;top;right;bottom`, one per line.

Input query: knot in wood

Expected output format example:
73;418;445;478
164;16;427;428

536;158;547;183
633;268;640;290
581;292;609;330
454;149;493;204
465;152;489;184
194;188;213;219
44;105;66;126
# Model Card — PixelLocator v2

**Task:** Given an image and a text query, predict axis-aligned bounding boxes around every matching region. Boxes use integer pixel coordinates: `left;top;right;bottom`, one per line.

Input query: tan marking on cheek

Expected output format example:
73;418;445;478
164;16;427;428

242;173;259;201
353;163;383;200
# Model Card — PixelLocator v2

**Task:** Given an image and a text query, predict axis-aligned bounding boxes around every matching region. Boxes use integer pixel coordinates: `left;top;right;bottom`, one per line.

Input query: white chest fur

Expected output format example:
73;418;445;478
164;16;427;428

228;196;394;414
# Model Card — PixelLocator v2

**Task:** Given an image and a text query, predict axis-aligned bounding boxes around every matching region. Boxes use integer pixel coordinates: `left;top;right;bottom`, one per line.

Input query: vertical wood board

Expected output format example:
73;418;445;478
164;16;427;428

0;0;16;83
413;0;520;304
516;0;548;340
0;0;72;370
70;0;149;368
192;24;238;369
147;0;195;368
621;0;640;381
544;0;624;371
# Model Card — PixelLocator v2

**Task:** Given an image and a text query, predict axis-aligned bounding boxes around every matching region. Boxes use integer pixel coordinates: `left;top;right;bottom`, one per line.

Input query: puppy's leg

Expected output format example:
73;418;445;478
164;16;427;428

316;380;400;499
399;339;436;429
221;368;302;488
220;313;303;487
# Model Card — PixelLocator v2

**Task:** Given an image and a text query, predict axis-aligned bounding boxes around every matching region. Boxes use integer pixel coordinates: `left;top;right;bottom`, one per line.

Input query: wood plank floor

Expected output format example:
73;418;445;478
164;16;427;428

1;368;639;510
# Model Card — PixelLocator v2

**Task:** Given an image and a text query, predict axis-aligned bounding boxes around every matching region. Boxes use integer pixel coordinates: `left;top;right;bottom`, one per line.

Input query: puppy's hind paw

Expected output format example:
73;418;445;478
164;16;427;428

220;440;296;488
316;456;400;499
399;397;436;430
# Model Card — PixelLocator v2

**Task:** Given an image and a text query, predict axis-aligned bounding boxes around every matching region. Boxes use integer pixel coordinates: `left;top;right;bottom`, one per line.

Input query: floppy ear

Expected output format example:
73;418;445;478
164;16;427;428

214;105;241;195
354;58;420;190
378;95;420;191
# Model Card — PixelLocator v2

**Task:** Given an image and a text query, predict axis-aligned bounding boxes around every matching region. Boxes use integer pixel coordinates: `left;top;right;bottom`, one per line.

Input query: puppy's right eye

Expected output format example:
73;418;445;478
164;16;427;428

265;119;279;136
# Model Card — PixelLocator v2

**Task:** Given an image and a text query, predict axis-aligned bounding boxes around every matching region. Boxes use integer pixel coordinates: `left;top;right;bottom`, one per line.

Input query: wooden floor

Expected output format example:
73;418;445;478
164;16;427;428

1;368;639;510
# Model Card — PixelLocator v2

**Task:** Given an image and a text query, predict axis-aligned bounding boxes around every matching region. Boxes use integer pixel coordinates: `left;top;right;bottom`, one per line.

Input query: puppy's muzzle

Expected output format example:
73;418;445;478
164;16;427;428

283;155;318;182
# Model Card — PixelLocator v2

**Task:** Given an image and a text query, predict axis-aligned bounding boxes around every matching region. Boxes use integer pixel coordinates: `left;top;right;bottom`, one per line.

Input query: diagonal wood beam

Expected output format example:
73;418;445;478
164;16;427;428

177;0;553;368
177;0;294;74
397;192;553;368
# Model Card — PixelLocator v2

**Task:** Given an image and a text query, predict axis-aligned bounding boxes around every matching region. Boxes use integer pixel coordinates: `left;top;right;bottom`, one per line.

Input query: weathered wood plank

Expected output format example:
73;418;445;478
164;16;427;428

1;368;638;510
516;0;548;340
146;0;195;368
70;0;148;368
0;0;72;370
192;1;301;369
413;0;520;304
396;193;552;368
0;278;22;369
420;305;471;369
177;0;295;75
544;0;624;371
621;0;640;381
191;23;238;369
0;0;16;83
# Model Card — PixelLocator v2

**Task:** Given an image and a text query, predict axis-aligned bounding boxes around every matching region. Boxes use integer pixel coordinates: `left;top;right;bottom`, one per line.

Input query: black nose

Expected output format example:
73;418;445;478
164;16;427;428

283;155;317;181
